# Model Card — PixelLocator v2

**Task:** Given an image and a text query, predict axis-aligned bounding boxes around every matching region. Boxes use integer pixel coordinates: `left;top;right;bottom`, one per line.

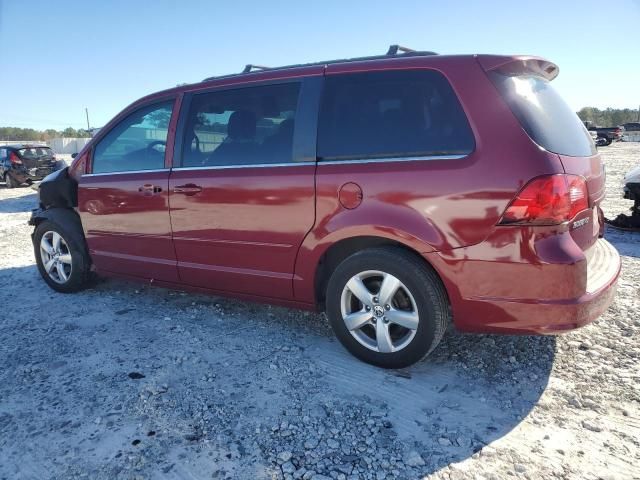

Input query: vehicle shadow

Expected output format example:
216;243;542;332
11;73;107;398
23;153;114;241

305;327;554;474
98;276;555;476
606;227;640;259
0;266;555;478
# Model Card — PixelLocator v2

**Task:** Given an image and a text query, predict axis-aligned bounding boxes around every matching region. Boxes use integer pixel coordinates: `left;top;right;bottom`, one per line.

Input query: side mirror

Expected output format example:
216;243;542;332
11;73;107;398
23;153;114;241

71;153;78;159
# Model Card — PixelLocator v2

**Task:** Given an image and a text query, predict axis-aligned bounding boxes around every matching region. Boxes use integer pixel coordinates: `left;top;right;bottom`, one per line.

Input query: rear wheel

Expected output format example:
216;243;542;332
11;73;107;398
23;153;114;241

5;173;17;188
33;220;92;293
326;247;449;369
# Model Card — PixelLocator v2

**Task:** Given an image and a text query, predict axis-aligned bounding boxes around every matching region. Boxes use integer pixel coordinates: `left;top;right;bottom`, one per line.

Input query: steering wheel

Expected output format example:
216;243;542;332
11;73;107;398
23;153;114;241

146;140;166;153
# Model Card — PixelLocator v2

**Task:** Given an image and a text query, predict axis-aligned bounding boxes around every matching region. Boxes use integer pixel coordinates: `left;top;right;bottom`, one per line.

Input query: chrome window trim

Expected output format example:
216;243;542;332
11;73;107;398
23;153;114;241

82;155;466;175
318;154;467;165
173;161;316;171
83;168;169;177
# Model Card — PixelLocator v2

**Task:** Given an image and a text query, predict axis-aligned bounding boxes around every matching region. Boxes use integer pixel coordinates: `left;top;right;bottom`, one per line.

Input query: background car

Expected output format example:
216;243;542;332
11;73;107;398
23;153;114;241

587;125;625;145
0;145;58;188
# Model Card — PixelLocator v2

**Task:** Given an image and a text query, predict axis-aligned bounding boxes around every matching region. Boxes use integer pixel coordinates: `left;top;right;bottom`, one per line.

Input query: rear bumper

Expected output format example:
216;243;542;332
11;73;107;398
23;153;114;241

428;235;621;335
11;166;55;182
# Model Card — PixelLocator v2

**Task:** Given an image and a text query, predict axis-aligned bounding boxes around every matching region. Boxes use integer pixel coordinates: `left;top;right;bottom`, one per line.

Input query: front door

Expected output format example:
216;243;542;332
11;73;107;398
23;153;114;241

169;79;319;299
78;99;180;282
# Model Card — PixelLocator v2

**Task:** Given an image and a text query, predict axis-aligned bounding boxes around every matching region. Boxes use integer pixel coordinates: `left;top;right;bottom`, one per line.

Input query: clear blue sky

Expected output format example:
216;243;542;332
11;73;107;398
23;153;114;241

1;0;639;130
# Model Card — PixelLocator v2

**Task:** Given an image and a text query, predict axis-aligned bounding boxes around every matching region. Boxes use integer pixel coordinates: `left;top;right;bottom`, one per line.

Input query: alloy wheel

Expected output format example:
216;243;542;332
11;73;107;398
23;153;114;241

340;270;419;353
40;231;72;284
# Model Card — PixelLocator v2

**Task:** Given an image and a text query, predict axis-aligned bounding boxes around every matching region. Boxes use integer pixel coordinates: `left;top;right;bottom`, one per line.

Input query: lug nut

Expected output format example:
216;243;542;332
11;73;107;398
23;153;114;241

383;317;390;324
365;305;371;311
385;304;391;310
373;297;379;304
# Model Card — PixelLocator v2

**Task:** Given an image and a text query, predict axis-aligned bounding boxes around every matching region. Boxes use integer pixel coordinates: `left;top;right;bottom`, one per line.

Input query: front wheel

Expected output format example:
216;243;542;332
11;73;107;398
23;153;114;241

326;247;450;369
33;219;92;293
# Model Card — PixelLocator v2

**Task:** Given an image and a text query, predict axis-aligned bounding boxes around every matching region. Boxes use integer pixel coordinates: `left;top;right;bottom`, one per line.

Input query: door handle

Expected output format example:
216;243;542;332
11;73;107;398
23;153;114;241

138;184;163;195
173;184;202;195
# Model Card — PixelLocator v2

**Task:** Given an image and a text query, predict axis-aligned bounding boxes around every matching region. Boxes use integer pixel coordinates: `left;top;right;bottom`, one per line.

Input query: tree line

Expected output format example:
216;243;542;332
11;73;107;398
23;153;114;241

576;107;640;127
0;126;91;141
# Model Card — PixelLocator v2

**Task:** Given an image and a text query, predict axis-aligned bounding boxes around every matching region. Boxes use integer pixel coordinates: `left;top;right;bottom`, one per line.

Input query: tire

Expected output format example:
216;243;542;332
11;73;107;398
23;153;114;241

33;219;92;293
326;247;450;369
5;173;17;188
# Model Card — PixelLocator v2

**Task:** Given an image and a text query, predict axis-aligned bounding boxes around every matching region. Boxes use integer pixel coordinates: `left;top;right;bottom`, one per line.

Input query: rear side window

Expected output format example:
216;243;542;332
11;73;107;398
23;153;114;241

317;70;475;161
490;74;596;157
92;101;173;174
180;82;300;167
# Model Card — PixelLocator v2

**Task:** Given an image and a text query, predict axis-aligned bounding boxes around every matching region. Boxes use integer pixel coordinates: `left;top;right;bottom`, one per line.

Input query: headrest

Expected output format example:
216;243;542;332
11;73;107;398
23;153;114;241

228;110;256;140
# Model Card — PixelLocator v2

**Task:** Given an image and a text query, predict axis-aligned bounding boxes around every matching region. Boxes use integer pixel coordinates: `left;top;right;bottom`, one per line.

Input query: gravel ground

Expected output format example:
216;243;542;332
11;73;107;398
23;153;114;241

0;143;639;480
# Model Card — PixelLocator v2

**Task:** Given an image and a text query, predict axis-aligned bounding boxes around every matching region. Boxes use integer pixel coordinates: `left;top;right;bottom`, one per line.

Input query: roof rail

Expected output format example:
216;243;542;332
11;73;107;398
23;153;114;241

386;44;414;55
242;64;270;73
386;44;438;56
203;46;439;82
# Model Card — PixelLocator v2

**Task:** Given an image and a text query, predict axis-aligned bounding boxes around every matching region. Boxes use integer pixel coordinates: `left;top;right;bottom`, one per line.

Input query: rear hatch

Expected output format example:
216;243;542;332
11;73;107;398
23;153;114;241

18;147;56;169
481;56;604;250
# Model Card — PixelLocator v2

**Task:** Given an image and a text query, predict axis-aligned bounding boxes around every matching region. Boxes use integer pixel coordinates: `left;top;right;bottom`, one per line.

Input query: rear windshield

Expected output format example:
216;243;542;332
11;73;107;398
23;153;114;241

490;73;596;157
18;147;54;158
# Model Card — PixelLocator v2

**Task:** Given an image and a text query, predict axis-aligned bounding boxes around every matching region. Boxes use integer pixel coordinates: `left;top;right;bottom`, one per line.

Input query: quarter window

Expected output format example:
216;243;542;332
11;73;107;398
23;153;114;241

92;101;173;174
318;70;475;161
181;83;301;167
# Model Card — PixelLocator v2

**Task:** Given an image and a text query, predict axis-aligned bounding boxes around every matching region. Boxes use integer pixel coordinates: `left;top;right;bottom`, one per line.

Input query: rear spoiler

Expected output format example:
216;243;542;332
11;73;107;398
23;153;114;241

476;55;559;81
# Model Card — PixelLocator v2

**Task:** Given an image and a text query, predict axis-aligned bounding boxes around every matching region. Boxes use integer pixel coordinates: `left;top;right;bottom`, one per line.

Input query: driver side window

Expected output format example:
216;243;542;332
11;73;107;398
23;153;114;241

92;101;174;174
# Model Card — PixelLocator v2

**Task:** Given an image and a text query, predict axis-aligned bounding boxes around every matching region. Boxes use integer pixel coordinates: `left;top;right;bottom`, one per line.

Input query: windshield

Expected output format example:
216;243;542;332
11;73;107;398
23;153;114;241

490;73;596;157
18;147;54;159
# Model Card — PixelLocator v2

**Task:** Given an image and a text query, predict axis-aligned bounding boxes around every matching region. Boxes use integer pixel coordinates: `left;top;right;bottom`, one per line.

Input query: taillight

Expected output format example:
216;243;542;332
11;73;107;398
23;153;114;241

9;152;22;165
499;174;589;226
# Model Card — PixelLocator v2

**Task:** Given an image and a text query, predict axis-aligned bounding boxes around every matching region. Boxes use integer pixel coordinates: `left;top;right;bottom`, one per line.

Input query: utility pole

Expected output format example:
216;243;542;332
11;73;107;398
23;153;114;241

85;108;90;130
637;104;639;122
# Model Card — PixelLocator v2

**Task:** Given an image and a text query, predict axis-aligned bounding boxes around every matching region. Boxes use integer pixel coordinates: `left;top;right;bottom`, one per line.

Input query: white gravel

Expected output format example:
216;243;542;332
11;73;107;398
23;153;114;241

0;143;639;480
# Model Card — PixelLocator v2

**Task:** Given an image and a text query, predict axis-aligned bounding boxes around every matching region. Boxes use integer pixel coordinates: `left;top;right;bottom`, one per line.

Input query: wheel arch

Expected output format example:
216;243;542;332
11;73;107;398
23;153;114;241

30;207;89;258
31;206;81;229
308;234;447;310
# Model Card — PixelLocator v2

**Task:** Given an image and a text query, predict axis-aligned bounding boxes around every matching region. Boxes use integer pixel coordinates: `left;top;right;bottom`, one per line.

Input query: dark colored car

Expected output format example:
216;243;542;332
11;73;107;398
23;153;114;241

29;46;620;368
587;125;624;145
1;145;57;188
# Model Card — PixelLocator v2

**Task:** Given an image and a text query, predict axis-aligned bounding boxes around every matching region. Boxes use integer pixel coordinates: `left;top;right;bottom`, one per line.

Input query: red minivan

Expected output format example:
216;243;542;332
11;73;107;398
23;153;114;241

30;47;620;368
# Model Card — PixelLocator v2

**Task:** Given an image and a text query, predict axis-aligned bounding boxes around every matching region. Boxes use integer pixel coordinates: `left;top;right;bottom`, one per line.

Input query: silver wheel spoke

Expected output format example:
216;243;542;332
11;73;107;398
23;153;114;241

346;276;373;306
344;310;372;331
58;253;72;264
56;262;68;282
386;309;419;330
52;232;62;251
41;240;54;255
44;258;56;273
376;320;394;353
378;273;401;306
